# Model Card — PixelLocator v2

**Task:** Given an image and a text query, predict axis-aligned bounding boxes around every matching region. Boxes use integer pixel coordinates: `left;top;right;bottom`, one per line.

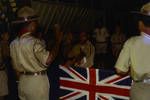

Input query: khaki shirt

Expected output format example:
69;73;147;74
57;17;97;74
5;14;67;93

72;41;95;68
10;32;49;72
115;32;150;81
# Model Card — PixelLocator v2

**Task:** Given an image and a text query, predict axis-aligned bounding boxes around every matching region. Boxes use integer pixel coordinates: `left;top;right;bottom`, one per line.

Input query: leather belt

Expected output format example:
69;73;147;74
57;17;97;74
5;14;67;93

19;70;47;76
134;78;150;84
143;78;150;84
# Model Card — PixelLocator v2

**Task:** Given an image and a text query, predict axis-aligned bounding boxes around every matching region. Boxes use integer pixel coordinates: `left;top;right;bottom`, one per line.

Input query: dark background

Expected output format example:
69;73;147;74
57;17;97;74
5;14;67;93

9;0;149;37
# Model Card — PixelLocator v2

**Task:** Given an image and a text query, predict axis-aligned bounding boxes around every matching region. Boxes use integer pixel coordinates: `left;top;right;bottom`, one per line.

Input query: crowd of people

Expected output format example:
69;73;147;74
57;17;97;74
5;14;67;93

93;23;126;68
0;1;150;100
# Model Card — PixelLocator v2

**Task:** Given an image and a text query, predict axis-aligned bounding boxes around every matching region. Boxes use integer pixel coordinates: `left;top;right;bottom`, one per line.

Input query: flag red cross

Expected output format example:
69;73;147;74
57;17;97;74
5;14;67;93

60;66;130;100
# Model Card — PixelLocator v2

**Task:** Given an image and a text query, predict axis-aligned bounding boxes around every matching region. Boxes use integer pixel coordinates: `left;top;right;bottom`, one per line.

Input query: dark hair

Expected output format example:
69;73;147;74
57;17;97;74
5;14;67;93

141;15;150;27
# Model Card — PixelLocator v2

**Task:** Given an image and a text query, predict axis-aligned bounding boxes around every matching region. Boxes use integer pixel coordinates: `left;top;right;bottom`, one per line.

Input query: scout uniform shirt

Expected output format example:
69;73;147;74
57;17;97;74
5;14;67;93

72;41;95;68
115;32;150;81
10;32;49;72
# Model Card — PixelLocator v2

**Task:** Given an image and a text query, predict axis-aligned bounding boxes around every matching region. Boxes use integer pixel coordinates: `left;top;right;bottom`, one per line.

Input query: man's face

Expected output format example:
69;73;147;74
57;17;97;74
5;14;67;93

29;21;38;33
80;32;87;44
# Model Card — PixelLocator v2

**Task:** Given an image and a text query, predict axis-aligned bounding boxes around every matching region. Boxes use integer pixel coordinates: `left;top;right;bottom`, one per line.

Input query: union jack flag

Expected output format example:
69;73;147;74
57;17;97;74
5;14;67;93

59;65;132;100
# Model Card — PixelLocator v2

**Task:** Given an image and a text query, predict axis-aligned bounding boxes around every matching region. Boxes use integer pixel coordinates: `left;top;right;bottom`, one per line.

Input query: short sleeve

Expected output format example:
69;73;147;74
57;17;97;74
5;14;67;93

115;39;131;72
33;40;49;66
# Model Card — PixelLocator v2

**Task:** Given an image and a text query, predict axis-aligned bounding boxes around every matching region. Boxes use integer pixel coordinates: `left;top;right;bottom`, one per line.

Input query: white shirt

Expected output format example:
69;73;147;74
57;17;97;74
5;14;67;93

115;32;150;81
10;32;49;72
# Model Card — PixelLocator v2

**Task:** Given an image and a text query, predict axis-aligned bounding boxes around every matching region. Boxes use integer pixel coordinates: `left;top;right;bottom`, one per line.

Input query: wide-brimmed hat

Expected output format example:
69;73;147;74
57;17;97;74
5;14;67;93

12;6;38;24
132;2;150;18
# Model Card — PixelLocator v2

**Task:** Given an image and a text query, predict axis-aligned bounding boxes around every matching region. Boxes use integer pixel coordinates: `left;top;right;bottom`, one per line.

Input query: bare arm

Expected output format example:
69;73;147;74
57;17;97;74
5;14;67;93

115;67;129;76
46;24;63;65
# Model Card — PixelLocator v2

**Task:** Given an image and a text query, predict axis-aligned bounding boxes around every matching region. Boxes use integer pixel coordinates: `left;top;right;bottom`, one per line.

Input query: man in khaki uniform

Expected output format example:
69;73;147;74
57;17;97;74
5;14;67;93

111;25;126;59
72;32;95;68
10;6;63;100
115;2;150;100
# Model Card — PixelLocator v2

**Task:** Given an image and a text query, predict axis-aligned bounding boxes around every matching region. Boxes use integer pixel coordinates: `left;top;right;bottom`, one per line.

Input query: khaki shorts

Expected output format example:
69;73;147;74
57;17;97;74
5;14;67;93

130;82;150;100
18;75;49;100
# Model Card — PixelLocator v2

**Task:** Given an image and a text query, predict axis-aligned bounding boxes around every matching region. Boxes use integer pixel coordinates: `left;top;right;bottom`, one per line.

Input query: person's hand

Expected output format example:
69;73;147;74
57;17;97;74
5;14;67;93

54;24;63;44
56;32;63;45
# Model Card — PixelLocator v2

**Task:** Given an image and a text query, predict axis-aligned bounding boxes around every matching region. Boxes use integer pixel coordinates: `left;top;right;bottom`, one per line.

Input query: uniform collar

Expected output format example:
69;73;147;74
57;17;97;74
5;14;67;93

20;32;31;38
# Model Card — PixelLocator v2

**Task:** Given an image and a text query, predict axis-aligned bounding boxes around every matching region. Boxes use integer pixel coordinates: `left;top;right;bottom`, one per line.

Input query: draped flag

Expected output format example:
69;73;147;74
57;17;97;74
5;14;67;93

59;65;132;100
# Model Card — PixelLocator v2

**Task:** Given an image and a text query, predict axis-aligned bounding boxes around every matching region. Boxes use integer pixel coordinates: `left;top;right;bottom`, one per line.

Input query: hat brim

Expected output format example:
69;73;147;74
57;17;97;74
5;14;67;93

11;16;39;24
131;11;150;17
130;11;150;22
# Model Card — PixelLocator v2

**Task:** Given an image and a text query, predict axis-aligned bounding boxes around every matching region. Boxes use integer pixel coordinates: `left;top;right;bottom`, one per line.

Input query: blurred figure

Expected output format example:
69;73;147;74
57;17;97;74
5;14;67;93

0;31;9;100
45;23;63;51
93;24;110;67
72;32;95;68
94;24;110;55
62;31;74;59
51;23;64;64
61;48;87;68
111;25;126;60
60;51;76;68
74;52;86;67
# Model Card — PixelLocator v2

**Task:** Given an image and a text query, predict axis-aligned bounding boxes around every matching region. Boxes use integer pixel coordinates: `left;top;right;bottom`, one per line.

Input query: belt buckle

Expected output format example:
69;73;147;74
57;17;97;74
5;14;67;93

34;73;38;76
143;78;150;84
